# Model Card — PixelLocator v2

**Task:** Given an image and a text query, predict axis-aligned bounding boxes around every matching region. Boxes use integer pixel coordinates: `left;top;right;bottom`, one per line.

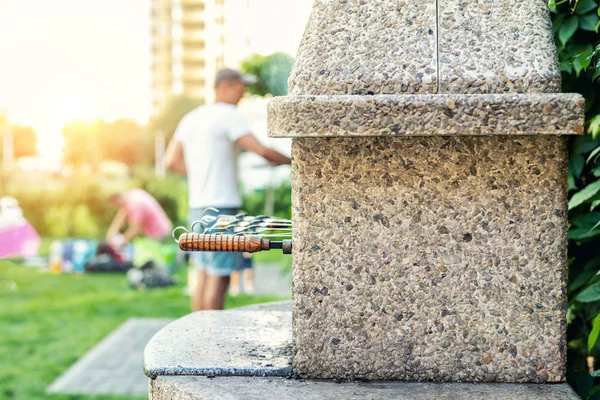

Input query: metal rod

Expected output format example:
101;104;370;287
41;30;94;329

174;212;293;254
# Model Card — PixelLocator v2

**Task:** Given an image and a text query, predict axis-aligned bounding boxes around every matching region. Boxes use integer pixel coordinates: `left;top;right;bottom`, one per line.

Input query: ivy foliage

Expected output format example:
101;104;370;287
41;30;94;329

550;0;600;398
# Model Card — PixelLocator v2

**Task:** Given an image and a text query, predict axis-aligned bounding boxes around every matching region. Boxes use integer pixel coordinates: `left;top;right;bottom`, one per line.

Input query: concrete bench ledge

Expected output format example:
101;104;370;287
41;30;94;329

268;93;584;138
150;376;580;400
143;305;292;379
233;300;292;312
145;302;578;399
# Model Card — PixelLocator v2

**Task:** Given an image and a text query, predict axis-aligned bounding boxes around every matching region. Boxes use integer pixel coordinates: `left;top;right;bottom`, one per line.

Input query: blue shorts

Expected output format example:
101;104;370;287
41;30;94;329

239;253;253;270
188;207;242;277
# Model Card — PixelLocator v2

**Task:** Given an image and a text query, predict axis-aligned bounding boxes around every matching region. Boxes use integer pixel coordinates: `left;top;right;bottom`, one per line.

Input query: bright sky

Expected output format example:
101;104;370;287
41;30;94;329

0;0;312;158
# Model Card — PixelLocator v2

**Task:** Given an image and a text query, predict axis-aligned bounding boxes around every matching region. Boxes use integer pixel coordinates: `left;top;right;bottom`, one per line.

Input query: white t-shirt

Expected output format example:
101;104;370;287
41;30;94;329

174;102;251;209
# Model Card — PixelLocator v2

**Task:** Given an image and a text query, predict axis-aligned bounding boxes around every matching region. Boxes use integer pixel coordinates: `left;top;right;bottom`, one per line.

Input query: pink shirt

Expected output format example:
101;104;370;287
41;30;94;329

124;189;172;239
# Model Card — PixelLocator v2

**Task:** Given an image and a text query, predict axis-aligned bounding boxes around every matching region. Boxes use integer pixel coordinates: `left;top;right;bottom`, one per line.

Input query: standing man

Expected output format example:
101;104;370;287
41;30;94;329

164;68;291;311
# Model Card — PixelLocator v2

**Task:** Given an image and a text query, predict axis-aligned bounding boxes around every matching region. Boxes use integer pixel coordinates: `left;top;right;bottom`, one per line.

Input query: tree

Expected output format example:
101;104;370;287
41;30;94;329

62;96;204;169
0;116;37;160
0;115;37;197
62;119;154;169
147;95;203;144
11;125;37;158
97;119;153;167
62;121;101;168
241;53;294;97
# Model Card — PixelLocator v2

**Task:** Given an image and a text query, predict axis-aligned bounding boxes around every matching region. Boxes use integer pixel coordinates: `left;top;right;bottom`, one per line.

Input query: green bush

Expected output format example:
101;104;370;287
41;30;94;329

550;0;600;398
7;169;188;240
241;53;294;97
241;181;292;220
9;175;114;239
131;167;189;227
7;166;291;240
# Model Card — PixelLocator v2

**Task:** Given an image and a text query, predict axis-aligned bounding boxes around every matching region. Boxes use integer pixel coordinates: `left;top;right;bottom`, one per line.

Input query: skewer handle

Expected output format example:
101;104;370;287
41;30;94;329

178;233;271;253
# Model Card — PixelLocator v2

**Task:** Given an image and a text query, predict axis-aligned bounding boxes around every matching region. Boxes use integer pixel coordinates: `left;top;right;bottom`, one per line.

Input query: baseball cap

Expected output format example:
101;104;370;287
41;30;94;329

214;68;257;88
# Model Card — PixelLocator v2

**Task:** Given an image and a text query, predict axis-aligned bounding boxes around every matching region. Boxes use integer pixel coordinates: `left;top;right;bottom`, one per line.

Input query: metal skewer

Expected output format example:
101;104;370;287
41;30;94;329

177;233;292;254
172;210;293;254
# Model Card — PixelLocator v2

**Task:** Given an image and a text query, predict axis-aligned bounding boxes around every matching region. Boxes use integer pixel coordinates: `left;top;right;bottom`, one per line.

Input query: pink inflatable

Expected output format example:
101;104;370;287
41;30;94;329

0;220;40;258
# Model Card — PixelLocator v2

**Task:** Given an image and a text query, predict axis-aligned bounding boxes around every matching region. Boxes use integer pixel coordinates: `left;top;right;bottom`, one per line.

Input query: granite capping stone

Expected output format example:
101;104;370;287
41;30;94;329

268;94;584;138
291;136;569;382
289;0;438;95
438;0;562;94
143;310;292;379
288;1;563;96
150;376;580;400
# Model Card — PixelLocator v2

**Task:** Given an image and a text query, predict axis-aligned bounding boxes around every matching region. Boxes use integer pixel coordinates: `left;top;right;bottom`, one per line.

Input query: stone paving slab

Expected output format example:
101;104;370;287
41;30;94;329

144;310;292;379
151;376;581;400
47;318;174;397
252;263;291;296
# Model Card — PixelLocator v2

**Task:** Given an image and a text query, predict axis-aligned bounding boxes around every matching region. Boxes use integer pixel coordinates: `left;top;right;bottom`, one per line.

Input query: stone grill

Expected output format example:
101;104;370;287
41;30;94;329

268;0;585;383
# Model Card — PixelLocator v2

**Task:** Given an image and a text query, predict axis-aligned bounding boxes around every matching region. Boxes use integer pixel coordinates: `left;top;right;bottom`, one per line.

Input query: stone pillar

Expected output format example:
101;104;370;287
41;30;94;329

269;0;584;383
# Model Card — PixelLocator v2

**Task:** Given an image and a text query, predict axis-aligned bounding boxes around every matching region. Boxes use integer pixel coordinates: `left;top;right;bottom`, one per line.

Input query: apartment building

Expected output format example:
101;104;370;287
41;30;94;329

151;0;230;113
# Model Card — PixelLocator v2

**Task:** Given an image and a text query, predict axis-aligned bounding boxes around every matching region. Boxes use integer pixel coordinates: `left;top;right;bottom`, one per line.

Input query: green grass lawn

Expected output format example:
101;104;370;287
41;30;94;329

0;261;287;400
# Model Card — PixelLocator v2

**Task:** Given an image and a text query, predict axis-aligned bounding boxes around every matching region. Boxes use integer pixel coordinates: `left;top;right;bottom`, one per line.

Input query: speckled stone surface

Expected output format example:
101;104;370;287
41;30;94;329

287;1;562;96
150;377;580;400
291;136;569;382
268;0;581;386
288;0;438;95
268;94;584;137
438;1;561;94
143;310;291;379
